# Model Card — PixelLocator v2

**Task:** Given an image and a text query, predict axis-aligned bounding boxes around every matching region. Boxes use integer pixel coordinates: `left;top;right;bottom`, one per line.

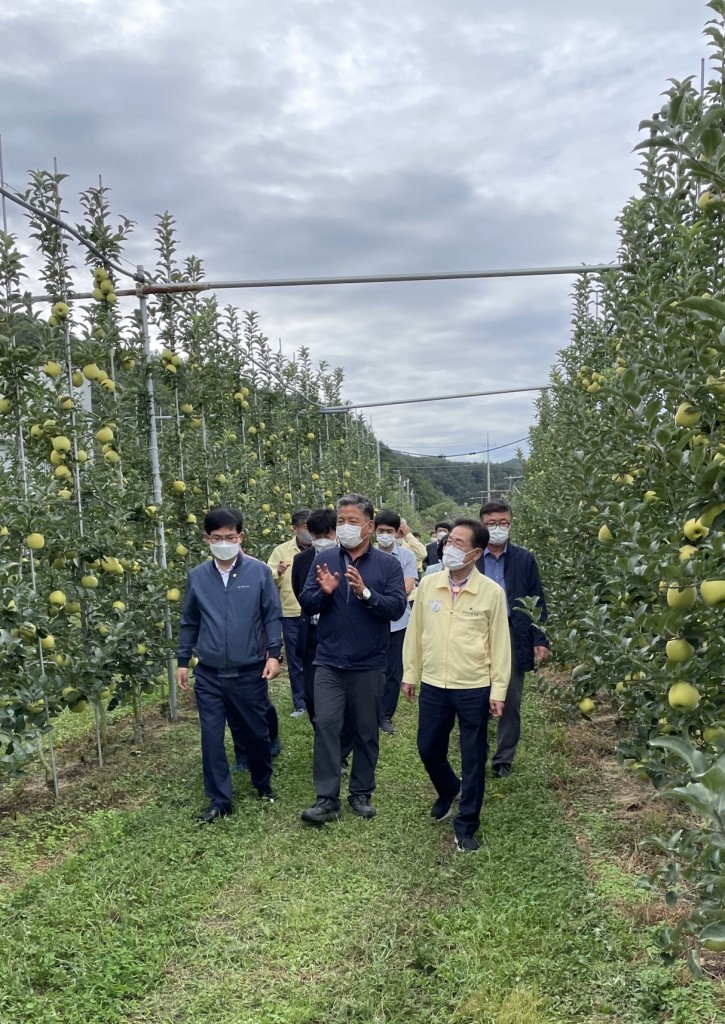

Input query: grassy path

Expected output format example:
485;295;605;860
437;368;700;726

0;685;722;1024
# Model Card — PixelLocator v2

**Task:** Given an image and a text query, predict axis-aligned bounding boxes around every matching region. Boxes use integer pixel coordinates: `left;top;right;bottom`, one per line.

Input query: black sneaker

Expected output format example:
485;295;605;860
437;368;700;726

380;718;395;734
492;763;512;779
348;794;376;818
257;787;276;803
430;782;461;822
301;797;341;824
454;832;480;853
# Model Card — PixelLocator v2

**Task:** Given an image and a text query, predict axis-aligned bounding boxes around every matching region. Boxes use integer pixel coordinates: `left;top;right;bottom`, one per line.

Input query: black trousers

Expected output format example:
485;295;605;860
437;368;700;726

194;663;272;809
229;694;278;765
381;628;406;722
417;682;491;837
313;664;384;805
303;636;354;762
492;627;525;768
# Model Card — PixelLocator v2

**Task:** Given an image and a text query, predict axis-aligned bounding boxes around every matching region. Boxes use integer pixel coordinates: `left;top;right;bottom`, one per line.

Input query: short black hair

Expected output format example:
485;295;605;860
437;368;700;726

451;517;489;551
204;506;243;533
434;521;452;532
374;509;401;530
291;508;312;528
480;500;512;519
307;507;337;537
337;493;374;520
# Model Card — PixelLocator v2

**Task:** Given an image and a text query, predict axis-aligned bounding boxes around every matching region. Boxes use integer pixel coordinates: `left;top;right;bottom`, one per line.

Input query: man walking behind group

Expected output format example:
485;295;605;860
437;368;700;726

403;518;511;852
374;509;418;735
299;494;407;824
176;507;283;822
267;508;312;717
477;500;549;779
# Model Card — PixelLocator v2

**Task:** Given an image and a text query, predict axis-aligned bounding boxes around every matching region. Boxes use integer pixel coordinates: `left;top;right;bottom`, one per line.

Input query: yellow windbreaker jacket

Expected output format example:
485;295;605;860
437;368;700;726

402;566;511;701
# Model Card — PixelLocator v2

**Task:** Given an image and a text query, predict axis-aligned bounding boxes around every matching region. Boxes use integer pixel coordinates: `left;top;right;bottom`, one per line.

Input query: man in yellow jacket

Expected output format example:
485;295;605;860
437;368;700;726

402;518;511;853
267;508;312;716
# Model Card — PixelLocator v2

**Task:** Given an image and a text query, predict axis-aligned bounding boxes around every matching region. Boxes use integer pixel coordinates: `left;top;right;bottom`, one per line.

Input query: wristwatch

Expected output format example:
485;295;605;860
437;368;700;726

360;587;372;601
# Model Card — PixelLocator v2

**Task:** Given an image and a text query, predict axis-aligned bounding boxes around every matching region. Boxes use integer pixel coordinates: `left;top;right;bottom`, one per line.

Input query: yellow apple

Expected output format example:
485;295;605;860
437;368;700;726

95;426;114;444
172;480;186;493
166;588;181;602
48;590;66;607
578;698;596;715
683;518;709;542
674;402;700;427
700;580;725;606
81;575;99;589
26;533;45;550
666;584;697;609
597;525;614;543
43;360;62;378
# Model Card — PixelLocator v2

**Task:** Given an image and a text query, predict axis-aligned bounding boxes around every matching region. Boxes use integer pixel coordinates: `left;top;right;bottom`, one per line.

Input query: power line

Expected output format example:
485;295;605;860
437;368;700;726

388;436;528;460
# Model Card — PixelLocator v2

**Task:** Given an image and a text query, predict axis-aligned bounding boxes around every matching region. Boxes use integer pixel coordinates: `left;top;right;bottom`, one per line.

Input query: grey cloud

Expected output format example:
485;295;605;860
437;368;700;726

0;0;711;465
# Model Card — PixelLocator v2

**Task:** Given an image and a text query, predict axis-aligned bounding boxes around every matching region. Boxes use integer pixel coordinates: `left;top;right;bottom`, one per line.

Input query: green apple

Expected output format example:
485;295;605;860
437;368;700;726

666;585;697;609
578;698;596;715
666;638;694;662
668;681;700;711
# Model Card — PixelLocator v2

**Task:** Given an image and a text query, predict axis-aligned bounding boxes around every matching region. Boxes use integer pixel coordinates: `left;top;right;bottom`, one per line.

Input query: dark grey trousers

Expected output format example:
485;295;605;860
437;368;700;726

492;627;526;768
313;664;384;805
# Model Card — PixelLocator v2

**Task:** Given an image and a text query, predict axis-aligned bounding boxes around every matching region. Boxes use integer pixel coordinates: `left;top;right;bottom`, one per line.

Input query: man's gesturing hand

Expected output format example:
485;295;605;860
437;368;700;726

345;565;366;598
316;563;341;594
177;667;189;691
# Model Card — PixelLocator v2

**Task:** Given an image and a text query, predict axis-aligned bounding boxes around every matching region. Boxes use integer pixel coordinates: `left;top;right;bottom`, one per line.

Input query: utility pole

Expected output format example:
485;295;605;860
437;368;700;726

486;433;491;503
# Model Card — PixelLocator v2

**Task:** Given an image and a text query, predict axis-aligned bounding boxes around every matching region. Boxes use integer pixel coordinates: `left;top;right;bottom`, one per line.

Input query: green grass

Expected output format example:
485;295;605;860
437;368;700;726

0;684;723;1024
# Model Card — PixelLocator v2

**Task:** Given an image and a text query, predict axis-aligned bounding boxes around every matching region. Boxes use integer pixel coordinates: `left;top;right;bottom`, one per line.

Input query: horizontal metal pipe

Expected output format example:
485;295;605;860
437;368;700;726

321;384;551;413
24;262;619;303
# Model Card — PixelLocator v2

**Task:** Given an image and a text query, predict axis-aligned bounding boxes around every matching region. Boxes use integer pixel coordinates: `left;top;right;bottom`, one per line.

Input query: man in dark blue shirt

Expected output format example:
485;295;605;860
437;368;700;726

476;500;549;778
299;493;407;824
176;507;283;823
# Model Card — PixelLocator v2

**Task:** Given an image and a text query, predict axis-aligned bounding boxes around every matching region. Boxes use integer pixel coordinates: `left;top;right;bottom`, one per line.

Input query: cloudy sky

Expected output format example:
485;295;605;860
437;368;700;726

0;0;710;463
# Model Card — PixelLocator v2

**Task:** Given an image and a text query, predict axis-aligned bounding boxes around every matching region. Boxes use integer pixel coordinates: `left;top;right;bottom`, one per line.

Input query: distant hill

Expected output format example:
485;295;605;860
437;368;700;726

380;445;523;516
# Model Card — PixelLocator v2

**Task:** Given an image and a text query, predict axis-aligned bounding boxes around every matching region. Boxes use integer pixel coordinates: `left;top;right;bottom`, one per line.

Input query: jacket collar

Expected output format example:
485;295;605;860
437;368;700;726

434;565;482;594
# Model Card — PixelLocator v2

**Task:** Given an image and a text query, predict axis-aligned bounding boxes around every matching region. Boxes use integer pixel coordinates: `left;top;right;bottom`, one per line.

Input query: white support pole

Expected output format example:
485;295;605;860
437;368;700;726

137;267;178;722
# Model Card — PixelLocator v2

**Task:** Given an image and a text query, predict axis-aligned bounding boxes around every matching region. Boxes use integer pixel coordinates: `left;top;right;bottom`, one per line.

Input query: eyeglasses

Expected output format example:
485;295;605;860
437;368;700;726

209;534;239;543
483;521;510;529
445;540;473;552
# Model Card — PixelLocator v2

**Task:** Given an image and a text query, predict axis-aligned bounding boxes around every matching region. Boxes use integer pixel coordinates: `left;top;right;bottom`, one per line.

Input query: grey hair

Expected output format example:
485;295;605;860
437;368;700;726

337;493;374;520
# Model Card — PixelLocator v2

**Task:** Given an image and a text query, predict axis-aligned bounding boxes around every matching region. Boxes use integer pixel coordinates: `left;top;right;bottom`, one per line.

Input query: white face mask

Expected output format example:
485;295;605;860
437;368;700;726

210;540;239;561
337;523;368;549
487;526;510;545
442;546;472;571
312;537;337;552
296;530;312;545
377;532;395;548
436;530;448;541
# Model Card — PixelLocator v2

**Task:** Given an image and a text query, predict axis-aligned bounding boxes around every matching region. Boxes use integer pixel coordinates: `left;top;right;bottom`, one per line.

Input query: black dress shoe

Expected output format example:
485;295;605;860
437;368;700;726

492;764;512;779
193;804;231;823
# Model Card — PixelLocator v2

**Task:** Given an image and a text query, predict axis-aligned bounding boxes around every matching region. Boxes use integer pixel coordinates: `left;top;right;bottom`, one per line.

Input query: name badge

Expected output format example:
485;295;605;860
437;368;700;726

430;601;441;612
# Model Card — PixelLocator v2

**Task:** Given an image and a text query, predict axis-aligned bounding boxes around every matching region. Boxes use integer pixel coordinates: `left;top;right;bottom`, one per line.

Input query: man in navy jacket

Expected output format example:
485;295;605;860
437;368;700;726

299;493;407;824
476;500;549;778
176;507;283;822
